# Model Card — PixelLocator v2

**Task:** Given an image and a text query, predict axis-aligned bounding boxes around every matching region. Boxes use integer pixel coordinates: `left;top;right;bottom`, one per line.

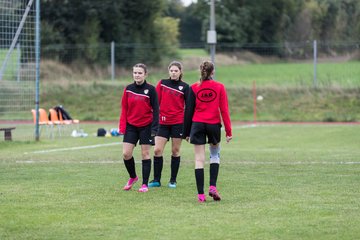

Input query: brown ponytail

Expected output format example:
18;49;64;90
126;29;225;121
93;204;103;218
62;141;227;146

200;61;214;83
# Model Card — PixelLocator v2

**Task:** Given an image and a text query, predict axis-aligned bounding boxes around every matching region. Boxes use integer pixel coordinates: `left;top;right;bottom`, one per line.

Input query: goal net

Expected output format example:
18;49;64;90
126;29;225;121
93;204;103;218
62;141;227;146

0;0;38;141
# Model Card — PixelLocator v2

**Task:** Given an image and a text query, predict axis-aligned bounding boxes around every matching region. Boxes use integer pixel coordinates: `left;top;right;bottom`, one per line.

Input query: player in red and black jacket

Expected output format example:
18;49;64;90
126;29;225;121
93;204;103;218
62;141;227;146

148;61;189;189
184;60;232;202
119;63;159;193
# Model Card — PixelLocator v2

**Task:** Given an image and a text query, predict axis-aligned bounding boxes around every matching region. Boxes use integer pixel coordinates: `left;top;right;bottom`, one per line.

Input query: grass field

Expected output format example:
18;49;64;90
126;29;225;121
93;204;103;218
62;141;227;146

36;78;360;122
2;49;360;123
34;52;360;122
177;48;209;57
137;61;360;88
1;123;360;239
0;49;19;81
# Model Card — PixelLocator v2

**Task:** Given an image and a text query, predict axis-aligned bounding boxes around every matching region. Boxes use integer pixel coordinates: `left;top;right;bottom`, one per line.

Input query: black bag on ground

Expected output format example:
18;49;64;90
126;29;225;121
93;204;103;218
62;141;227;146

97;128;107;137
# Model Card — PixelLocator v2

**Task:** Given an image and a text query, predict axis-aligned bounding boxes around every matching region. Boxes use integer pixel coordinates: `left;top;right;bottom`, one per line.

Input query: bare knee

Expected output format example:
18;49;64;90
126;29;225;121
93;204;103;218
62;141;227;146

141;151;150;160
171;139;182;157
154;146;163;156
123;151;132;160
171;146;180;157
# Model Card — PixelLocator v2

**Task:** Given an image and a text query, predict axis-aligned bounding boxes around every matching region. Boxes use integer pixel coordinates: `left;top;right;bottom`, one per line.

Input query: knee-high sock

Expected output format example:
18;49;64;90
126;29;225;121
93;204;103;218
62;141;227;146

123;157;136;178
170;156;180;182
153;156;163;182
209;163;219;187
142;159;151;185
195;168;204;194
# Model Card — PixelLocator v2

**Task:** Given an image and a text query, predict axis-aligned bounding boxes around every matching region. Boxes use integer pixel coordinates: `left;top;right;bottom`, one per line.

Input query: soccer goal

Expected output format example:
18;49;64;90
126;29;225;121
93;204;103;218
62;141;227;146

0;0;40;141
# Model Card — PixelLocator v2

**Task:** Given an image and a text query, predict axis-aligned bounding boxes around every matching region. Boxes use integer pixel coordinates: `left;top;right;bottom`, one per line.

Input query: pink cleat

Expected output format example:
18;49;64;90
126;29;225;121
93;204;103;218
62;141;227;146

138;184;149;192
123;176;138;191
198;194;206;202
209;186;221;201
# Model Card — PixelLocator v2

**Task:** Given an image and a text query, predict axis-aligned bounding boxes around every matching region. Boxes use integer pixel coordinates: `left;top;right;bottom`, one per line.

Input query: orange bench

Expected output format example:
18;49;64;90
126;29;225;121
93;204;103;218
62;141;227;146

0;127;16;141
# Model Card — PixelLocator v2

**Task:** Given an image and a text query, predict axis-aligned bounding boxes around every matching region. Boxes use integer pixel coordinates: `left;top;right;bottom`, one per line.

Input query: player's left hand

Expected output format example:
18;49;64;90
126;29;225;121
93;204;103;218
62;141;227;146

226;135;232;143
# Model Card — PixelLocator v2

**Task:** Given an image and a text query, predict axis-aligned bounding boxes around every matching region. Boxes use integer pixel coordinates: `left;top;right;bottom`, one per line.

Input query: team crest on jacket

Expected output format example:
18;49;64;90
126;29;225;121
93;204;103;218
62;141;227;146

197;88;217;102
144;89;149;94
179;86;183;90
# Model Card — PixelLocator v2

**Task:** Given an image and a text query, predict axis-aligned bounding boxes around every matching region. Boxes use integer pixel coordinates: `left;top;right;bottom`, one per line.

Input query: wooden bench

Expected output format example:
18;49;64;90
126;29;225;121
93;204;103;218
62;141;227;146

0;127;16;141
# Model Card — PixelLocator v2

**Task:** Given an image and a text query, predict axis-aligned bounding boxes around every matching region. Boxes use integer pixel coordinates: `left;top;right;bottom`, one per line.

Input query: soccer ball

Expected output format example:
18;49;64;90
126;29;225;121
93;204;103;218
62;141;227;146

110;128;120;136
257;95;263;101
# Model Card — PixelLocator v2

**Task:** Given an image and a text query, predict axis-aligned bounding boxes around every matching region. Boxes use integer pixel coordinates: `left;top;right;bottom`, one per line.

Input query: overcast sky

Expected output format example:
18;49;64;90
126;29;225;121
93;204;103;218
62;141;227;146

181;0;197;6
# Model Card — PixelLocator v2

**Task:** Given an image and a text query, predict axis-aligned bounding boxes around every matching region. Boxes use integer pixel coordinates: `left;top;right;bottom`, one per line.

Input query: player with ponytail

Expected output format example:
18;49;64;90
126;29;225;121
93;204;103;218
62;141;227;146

184;60;232;202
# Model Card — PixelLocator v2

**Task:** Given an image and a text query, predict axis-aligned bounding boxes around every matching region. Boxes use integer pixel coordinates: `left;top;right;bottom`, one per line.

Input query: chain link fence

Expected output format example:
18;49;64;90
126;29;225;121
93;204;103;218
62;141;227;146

1;34;360;141
0;0;38;142
40;41;360;86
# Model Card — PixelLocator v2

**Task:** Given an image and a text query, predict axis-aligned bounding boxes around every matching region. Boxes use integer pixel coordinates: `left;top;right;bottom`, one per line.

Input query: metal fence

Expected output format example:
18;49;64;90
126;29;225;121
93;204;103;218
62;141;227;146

0;0;39;142
1;37;360;141
41;40;360;87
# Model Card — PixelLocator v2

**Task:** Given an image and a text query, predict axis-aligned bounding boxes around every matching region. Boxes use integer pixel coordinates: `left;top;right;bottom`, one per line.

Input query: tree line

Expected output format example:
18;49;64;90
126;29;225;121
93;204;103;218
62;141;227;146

39;0;360;65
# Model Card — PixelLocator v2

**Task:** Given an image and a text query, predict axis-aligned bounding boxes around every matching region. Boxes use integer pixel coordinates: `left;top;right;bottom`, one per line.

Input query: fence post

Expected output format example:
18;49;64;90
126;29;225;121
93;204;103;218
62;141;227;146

35;0;40;141
313;40;317;88
111;41;115;81
17;43;21;82
208;0;216;68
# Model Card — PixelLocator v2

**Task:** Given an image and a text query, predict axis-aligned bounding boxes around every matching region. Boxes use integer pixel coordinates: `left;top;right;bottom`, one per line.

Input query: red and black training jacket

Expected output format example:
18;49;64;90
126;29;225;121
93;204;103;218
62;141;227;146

119;80;159;134
156;79;189;125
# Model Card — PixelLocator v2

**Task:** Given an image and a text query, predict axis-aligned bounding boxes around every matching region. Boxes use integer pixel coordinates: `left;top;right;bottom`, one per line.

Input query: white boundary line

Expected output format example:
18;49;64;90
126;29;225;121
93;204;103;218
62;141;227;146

15;160;360;165
233;124;257;129
24;142;122;154
16;160;120;164
226;161;360;165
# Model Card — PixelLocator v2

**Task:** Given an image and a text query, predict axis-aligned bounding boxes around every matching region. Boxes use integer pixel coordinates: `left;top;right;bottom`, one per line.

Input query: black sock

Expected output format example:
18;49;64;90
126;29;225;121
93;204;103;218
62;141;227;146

210;163;219;187
153;156;163;182
170;156;180;183
195;168;204;194
123;157;136;178
142;159;151;185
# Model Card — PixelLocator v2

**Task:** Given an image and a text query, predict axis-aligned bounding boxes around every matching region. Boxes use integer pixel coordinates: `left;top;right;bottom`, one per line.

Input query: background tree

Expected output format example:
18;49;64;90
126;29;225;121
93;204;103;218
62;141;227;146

179;0;360;56
163;0;203;46
41;0;179;66
40;0;360;64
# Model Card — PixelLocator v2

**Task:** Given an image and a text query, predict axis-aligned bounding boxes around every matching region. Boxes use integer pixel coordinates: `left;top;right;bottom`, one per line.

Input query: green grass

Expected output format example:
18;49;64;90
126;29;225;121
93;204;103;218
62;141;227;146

0;48;20;81
177;48;209;57
35;81;360;122
173;62;360;87
1;124;360;239
172;49;360;87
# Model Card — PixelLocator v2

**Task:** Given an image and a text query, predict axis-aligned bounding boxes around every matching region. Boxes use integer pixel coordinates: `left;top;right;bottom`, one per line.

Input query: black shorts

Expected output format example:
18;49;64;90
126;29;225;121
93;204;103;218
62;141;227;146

156;123;183;140
123;123;154;145
189;122;221;145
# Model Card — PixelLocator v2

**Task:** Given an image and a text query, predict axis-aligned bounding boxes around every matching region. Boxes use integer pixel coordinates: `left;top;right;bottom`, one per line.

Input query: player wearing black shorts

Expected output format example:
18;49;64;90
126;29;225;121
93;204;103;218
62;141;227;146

119;63;159;193
184;61;232;202
148;61;189;189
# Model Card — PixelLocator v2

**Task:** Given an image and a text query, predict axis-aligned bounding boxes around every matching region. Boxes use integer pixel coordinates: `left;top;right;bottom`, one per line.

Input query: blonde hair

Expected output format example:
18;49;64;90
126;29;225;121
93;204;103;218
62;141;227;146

200;61;214;82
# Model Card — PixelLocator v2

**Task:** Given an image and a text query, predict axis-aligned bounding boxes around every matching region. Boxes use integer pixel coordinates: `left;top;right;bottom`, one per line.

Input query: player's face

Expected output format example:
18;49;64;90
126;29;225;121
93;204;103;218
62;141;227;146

133;67;146;85
169;66;181;80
